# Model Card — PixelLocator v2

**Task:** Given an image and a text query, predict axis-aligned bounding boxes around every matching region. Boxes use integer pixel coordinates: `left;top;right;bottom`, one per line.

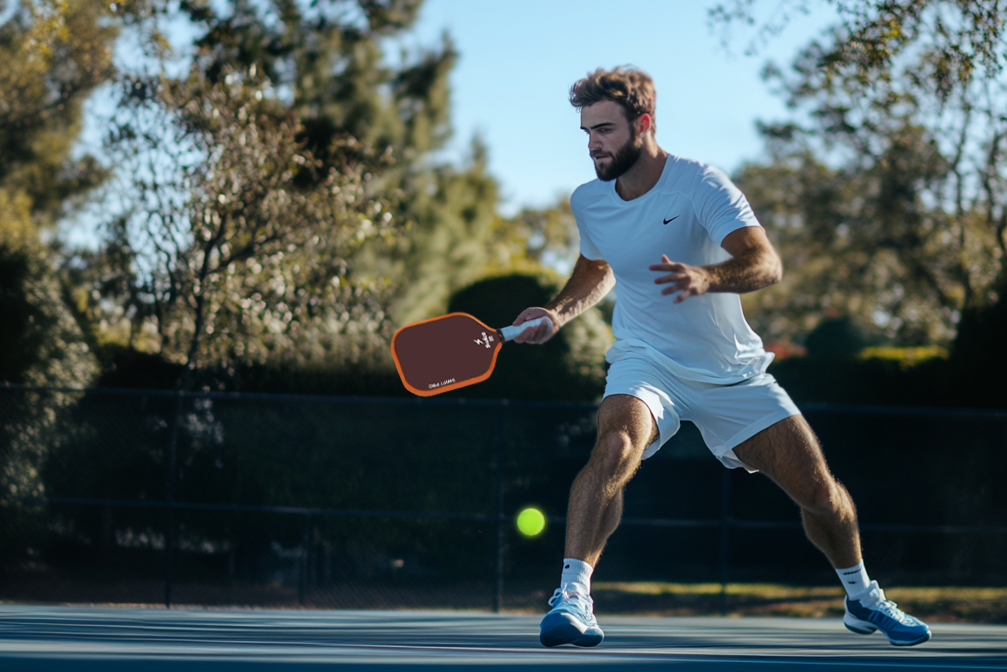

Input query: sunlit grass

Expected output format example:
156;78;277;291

595;582;844;597
588;582;1007;623
859;346;948;366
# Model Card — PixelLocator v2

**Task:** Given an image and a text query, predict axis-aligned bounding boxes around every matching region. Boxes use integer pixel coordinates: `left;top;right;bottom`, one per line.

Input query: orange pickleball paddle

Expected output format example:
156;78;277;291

391;313;551;396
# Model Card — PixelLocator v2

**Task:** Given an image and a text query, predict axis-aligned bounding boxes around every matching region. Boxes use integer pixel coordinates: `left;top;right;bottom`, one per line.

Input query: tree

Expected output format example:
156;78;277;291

0;195;98;389
349;136;502;325
54;0;583;393
73;0;520;381
1;0;119;560
714;1;1007;345
75;1;438;384
737;121;1001;345
0;0;119;363
0;203;99;536
0;0;117;234
104;64;401;384
176;0;488;327
488;197;581;276
710;0;1004;97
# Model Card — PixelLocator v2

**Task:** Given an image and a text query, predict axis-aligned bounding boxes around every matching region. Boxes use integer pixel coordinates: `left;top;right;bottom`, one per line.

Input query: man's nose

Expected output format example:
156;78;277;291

588;133;602;151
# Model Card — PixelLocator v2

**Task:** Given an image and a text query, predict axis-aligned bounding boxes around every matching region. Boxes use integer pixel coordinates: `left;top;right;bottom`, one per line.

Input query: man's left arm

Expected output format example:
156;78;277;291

649;227;782;304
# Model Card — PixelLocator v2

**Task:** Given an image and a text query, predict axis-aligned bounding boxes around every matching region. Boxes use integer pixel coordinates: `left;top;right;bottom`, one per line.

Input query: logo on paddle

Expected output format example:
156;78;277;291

474;332;495;349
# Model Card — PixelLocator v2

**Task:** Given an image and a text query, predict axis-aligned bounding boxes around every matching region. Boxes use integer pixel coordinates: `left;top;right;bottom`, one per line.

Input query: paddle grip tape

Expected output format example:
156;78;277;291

499;317;554;342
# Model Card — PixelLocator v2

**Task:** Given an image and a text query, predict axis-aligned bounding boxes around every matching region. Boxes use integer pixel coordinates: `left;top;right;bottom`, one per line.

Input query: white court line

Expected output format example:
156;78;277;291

3;647;1006;670
321;645;1007;670
5;636;1006;668
125;641;1007;669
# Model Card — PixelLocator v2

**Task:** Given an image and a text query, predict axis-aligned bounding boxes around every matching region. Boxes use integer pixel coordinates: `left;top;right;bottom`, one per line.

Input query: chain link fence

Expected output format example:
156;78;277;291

1;385;1005;612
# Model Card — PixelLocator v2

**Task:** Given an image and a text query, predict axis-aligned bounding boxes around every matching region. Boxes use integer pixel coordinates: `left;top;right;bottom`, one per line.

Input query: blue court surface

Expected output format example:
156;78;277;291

1;605;1005;670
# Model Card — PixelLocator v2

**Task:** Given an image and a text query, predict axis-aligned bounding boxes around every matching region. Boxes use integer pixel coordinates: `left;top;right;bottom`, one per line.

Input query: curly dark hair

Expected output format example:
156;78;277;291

569;67;656;134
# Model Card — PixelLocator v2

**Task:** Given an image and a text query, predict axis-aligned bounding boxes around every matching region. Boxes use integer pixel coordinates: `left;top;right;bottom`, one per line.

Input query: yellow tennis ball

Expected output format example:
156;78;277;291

516;507;546;537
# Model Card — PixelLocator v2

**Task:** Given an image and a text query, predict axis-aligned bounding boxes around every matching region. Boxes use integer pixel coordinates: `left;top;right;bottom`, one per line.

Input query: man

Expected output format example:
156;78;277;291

511;67;931;649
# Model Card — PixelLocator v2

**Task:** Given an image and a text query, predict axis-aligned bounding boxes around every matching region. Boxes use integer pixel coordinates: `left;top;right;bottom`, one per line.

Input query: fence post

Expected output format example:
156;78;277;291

164;390;183;609
492;400;508;613
299;514;310;606
719;467;732;615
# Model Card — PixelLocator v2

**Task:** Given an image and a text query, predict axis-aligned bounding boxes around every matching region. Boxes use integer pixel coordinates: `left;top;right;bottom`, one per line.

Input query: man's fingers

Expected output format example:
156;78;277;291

518;325;546;344
513;316;554;344
656;271;688;285
513;321;536;342
513;309;545;326
661;283;681;296
661;278;695;296
649;262;685;272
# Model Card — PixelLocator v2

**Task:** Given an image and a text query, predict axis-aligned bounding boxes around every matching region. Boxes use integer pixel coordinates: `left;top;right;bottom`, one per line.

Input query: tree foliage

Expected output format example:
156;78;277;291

0;0;116;232
716;0;1007;345
0;0;127;371
3;0;592;398
710;0;1005;96
0;217;99;521
74;0;541;381
0;1;118;534
96;64;396;383
350;136;502;325
489;197;580;276
174;0;487;327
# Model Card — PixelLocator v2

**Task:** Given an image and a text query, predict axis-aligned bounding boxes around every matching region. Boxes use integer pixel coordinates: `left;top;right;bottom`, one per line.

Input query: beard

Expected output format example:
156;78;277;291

592;131;643;182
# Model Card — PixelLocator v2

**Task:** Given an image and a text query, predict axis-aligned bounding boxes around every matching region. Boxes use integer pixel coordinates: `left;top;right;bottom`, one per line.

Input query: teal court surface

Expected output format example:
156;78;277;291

1;605;1005;670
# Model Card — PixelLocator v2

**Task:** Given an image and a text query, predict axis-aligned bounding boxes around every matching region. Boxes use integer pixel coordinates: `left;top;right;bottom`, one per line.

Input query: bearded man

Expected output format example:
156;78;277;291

510;66;931;649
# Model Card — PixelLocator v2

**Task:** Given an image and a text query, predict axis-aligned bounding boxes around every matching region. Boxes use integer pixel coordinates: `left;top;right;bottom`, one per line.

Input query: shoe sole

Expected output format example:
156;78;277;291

844;614;932;647
540;612;604;647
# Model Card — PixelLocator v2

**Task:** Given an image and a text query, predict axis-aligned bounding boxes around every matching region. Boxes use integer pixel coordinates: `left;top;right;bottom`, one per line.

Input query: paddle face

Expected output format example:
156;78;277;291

391;313;503;396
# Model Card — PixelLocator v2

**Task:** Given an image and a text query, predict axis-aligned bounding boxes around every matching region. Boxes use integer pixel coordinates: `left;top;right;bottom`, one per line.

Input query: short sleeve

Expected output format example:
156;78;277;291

570;187;604;260
691;167;762;245
577;227;603;260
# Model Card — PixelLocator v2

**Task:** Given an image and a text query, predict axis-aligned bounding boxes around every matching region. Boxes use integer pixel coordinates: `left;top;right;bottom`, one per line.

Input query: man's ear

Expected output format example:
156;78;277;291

636;113;653;137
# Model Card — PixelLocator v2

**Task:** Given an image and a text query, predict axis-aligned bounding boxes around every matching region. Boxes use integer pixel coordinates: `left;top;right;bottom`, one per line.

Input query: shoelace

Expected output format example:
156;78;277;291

548;588;570;606
548;587;593;610
872;598;917;626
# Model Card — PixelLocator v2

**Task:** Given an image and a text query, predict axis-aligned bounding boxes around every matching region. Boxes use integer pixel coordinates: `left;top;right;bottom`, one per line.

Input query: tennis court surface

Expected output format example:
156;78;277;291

1;605;1005;670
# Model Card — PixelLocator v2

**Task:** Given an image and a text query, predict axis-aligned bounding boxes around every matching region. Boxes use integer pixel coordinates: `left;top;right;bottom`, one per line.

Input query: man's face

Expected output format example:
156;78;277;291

581;100;643;182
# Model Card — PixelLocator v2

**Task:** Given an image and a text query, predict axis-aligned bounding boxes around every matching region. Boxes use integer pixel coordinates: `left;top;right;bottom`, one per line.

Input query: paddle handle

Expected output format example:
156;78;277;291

499;317;554;343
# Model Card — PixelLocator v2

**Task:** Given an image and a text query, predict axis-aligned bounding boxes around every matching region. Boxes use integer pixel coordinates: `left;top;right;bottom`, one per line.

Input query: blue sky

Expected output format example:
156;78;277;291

392;0;841;214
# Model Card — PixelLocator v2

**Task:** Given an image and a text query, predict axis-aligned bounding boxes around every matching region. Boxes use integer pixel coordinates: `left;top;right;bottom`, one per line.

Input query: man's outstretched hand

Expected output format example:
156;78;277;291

650;254;711;304
510;308;561;344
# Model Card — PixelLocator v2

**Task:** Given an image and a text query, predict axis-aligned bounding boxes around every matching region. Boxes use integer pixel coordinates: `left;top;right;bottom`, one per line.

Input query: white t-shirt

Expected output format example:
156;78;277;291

571;154;774;384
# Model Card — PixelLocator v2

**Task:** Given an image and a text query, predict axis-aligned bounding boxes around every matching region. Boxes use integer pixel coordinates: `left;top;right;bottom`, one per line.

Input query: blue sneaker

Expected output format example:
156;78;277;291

844;581;931;646
539;585;604;647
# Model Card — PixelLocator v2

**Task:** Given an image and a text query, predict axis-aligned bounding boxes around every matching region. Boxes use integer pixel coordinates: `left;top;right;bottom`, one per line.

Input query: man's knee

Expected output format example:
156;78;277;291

801;476;851;516
589;430;644;479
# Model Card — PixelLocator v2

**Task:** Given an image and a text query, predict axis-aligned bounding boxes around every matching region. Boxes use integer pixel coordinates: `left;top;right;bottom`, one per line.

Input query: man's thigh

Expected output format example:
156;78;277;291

731;415;835;507
683;372;800;471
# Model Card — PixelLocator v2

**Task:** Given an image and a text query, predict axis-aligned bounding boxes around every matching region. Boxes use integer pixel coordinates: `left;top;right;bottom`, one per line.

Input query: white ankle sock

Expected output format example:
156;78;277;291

560;558;593;595
836;560;871;599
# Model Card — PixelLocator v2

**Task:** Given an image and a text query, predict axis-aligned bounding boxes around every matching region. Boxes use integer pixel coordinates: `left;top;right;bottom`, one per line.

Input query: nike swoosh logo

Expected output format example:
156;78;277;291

663;215;680;225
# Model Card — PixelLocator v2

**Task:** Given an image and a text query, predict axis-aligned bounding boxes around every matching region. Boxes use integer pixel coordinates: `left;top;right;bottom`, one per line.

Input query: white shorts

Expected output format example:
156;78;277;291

603;354;801;472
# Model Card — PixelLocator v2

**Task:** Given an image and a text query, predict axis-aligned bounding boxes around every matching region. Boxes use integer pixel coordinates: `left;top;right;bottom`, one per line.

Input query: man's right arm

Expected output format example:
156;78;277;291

511;255;615;344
